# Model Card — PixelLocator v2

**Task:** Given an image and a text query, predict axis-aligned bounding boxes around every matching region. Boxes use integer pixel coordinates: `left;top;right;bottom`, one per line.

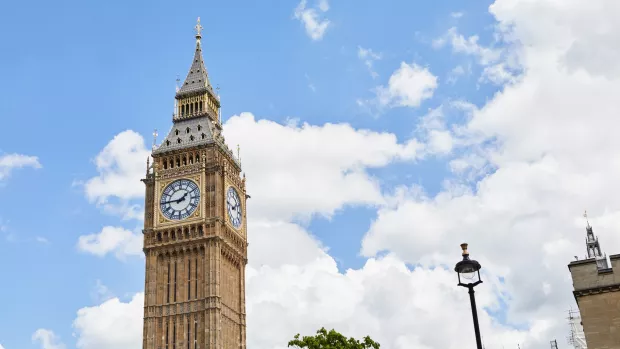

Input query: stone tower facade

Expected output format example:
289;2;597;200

141;18;248;349
568;216;620;349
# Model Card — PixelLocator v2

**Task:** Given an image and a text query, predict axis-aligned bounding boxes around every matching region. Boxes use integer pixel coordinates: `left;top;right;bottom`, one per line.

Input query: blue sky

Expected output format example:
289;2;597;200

2;0;615;348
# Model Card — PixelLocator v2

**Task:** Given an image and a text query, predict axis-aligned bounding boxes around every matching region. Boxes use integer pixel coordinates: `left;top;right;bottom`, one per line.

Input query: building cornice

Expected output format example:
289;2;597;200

573;282;620;301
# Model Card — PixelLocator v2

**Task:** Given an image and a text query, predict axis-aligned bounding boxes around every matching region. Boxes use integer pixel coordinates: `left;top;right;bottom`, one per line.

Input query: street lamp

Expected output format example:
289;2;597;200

454;243;483;349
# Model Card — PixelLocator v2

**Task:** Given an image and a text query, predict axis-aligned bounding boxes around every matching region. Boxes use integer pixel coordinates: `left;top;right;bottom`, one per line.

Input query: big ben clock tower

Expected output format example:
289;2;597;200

141;18;248;349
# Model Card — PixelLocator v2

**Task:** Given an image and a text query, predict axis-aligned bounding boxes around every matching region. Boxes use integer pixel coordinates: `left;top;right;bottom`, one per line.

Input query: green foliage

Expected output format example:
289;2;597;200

288;327;380;349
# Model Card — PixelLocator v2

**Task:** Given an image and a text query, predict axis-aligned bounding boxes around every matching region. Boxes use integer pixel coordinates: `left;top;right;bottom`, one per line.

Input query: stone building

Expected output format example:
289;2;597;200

140;18;248;349
568;214;620;349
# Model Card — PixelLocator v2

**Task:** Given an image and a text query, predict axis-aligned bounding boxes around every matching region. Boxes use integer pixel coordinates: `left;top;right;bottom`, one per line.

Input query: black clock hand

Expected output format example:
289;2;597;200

175;192;189;203
162;192;189;205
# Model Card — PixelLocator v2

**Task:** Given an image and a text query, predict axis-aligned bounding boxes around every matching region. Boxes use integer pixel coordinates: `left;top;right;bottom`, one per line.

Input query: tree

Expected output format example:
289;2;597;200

288;327;381;349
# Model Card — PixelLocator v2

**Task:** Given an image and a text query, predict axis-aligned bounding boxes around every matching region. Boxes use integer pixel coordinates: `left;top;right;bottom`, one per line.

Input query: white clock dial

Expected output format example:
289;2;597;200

160;179;200;220
226;186;242;229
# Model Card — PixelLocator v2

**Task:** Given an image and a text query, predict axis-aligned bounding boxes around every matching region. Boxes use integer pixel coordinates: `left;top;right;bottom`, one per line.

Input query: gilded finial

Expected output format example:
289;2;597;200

194;17;203;39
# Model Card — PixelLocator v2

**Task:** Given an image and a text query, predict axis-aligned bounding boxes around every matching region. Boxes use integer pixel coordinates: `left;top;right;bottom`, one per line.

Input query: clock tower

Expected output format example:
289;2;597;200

141;18;248;349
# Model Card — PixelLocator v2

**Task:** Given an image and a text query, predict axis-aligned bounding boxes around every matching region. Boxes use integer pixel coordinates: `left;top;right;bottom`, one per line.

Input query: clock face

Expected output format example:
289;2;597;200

160;179;200;221
226;186;242;229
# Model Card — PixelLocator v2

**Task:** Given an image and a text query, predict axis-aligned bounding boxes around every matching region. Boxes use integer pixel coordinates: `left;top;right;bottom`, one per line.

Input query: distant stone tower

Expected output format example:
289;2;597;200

568;212;619;349
141;18;248;349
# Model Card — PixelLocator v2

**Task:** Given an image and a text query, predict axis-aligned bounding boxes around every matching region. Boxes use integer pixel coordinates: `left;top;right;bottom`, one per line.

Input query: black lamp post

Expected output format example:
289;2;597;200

454;243;483;349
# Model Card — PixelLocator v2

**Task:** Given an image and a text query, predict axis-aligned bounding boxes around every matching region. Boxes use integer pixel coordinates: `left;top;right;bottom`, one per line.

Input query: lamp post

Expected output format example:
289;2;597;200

454;243;483;349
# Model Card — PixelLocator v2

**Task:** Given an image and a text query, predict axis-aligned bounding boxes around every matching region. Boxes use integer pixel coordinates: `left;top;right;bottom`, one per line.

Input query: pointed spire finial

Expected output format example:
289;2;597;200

195;17;203;39
237;144;242;166
152;129;158;149
583;210;591;228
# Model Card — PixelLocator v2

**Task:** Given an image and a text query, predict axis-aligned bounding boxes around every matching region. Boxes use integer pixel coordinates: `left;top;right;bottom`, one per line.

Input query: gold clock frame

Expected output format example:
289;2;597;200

157;176;202;224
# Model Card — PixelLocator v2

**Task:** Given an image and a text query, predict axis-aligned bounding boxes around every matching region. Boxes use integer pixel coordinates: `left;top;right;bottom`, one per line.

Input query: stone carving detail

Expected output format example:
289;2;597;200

158;163;202;179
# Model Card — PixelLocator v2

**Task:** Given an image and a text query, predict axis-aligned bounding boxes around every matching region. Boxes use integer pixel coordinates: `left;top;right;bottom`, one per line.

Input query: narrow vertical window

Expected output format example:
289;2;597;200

173;323;177;349
187;259;191;300
199;101;203;111
174;261;178;302
167;261;171;303
165;321;169;349
187;322;190;349
194;320;198;349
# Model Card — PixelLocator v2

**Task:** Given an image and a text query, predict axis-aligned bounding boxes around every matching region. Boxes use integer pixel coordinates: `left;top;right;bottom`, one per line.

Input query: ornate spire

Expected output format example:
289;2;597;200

583;210;611;270
177;17;211;96
195;17;203;39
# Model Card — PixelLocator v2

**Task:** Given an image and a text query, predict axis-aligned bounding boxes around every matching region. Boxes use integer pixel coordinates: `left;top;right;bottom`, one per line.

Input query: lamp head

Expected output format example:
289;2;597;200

455;242;482;285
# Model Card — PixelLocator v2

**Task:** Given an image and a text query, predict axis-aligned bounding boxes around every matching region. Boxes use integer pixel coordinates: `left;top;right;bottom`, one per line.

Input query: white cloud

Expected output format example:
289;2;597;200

77;226;142;260
451;11;464;18
0;153;41;181
83;130;149;203
0;344;5;349
294;0;330;41
73;293;143;349
32;329;65;349
358;46;383;78
433;27;501;65
224;113;423;222
359;62;438;112
446;64;472;85
82;130;150;219
433;26;520;85
414;105;458;156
